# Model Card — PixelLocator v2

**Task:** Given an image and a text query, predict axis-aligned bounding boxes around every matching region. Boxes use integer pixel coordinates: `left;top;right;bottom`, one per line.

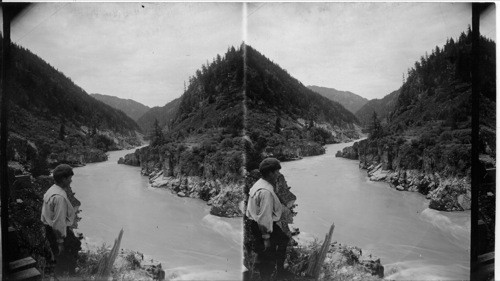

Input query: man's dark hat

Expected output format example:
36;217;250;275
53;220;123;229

53;164;74;179
259;157;281;174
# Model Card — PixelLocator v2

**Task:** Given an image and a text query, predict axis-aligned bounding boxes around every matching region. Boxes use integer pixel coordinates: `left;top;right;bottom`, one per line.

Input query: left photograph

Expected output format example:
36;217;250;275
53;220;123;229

1;3;245;280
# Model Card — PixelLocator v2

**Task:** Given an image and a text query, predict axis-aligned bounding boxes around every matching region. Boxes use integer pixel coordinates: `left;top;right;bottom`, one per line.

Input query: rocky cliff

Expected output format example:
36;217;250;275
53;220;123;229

120;145;244;217
337;138;471;211
9;127;142;174
336;30;496;213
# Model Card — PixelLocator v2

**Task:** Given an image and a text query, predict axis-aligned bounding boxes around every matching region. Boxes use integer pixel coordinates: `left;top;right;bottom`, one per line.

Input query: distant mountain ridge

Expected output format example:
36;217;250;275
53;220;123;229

136;97;181;135
308;85;368;113
91;93;150;122
4;39;141;173
355;89;400;126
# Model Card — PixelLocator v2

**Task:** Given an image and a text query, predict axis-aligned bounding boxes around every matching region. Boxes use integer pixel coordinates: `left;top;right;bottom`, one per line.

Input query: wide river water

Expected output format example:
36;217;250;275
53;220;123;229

72;147;243;280
282;141;470;280
72;141;470;280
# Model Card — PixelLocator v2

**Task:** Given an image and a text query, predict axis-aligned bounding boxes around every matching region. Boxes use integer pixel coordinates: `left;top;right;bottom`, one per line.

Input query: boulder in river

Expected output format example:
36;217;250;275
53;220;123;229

118;152;140;166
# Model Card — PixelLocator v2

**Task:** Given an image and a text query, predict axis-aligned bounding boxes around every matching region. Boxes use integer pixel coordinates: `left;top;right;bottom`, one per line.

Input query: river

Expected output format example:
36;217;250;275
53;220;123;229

72;141;469;280
72;147;243;280
282;141;470;280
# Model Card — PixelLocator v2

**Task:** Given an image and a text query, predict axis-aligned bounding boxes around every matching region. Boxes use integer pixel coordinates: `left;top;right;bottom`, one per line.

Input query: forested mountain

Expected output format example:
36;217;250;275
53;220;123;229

245;45;361;169
123;45;245;217
389;29;495;138
136;97;181;135
91;93;150;122
355;89;400;127
125;44;361;216
3;39;142;174
338;28;495;214
308;85;368;113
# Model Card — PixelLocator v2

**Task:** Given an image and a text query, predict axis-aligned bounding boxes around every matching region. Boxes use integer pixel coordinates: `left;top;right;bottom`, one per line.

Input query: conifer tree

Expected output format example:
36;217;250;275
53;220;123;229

370;112;383;139
151;118;163;146
275;116;281;133
59;123;66;141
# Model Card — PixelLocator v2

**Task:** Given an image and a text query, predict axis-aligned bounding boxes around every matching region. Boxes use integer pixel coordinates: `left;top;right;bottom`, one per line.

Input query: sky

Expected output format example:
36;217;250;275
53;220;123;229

246;2;496;101
2;2;497;107
7;2;244;107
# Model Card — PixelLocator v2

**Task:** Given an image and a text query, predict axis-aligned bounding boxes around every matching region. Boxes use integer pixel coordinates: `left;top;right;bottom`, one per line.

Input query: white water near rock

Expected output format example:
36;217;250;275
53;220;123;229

281;141;470;280
72;148;242;280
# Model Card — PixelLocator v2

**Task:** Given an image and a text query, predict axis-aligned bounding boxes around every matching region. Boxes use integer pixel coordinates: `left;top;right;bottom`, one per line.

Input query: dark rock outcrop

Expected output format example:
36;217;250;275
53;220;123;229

336;142;359;159
118;152;140;166
338;138;471;211
121;146;244;218
148;172;244;218
265;142;326;162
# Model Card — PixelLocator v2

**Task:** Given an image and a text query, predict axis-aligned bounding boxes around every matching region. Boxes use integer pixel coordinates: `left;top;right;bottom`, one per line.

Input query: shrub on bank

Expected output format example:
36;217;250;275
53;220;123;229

247;238;385;281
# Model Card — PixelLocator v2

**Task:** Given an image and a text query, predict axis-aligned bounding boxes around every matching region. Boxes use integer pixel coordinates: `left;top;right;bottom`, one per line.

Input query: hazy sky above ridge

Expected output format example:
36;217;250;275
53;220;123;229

246;2;496;101
8;3;243;107
2;2;496;107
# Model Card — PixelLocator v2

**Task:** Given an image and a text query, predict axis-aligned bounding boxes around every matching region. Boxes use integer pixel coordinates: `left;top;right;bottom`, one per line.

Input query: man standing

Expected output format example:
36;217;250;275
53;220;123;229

41;164;81;278
246;158;291;280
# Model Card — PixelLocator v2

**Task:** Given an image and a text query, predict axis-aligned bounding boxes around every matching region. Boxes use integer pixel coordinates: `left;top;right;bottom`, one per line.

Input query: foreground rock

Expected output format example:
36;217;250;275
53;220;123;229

78;241;168;281
287;238;384;280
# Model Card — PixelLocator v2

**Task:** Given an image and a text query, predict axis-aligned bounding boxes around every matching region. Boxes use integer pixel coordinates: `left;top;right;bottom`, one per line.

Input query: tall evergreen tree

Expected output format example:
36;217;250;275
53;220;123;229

151;118;163;146
370;111;383;139
59;123;66;141
275;116;282;133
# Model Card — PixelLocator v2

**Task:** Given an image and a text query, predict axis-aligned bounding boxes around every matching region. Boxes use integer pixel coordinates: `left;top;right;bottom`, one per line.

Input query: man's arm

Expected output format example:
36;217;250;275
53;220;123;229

255;190;274;239
50;195;68;243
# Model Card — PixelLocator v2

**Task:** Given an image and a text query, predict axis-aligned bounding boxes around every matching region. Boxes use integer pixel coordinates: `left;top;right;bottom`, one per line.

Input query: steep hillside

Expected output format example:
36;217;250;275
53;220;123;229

122;44;361;217
355;89;400;126
136;97;181;135
245;45;361;170
337;29;495;212
308;85;368;113
91;93;150;122
3;40;142;174
121;45;245;217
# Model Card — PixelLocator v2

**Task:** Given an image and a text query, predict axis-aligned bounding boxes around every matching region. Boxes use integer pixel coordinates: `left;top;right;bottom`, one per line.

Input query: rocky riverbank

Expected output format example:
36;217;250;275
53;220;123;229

336;138;472;211
119;142;245;217
8;129;143;175
264;141;326;162
148;170;244;217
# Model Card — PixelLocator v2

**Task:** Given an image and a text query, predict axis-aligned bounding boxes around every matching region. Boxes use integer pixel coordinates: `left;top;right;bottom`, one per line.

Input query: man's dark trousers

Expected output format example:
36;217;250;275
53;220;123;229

45;225;81;277
250;220;289;280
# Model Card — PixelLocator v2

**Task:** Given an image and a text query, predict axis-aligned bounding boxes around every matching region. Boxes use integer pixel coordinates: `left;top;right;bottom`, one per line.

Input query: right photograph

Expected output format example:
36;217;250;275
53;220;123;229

242;2;495;281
